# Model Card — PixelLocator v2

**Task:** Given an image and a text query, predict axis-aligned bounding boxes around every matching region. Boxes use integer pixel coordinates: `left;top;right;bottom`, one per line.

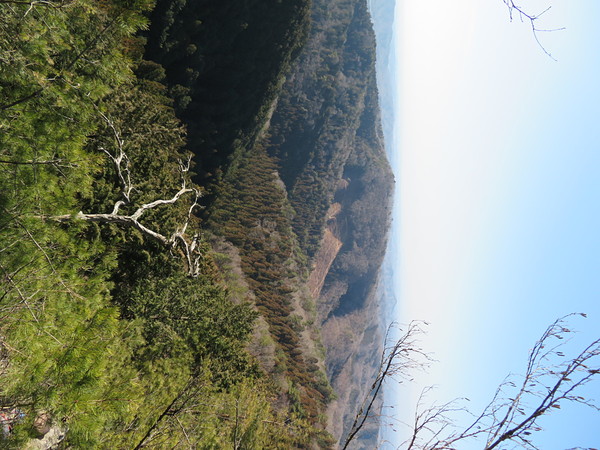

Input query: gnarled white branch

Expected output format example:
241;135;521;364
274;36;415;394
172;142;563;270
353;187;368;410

39;111;203;277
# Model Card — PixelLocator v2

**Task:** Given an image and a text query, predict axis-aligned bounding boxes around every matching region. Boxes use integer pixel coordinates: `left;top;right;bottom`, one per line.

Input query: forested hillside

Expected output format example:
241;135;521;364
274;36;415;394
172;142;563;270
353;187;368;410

263;0;394;444
0;0;319;447
0;0;392;447
142;0;311;184
369;0;397;156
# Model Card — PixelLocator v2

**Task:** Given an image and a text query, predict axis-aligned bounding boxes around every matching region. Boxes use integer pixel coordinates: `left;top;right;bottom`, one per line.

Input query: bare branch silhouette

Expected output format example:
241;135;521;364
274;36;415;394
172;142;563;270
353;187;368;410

342;321;432;449
502;0;565;60
346;314;600;449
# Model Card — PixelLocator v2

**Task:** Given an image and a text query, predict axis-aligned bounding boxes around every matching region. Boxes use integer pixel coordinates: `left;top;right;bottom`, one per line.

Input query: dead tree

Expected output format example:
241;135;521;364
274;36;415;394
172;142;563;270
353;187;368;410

39;110;204;277
345;314;600;449
342;321;432;450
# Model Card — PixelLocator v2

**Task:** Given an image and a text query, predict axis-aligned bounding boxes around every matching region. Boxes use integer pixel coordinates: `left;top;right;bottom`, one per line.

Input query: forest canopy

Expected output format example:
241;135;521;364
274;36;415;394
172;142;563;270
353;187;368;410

0;0;392;447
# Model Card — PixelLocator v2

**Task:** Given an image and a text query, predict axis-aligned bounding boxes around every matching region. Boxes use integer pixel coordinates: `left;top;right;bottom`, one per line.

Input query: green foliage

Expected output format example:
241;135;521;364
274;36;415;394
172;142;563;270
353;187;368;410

0;0;151;112
205;145;335;437
120;267;260;388
0;216;136;447
142;0;311;183
0;1;293;447
0;2;151;445
124;371;315;449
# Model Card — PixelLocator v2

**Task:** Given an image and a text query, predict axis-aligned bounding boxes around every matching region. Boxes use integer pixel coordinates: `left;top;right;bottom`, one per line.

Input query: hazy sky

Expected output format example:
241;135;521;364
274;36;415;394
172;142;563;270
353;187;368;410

383;0;600;448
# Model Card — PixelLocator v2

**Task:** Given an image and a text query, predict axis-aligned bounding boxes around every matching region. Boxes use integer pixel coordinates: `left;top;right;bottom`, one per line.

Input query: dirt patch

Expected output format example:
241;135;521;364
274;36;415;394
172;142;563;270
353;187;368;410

308;228;343;298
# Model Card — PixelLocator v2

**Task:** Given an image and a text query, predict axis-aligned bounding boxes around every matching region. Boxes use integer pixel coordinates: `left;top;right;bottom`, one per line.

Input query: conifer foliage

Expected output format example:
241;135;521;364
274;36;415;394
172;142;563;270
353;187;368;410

206;145;336;432
0;1;306;447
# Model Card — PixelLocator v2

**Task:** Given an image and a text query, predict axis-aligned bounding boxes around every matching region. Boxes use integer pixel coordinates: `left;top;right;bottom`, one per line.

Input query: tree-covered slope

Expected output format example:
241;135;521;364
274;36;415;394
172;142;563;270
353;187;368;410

0;0;393;447
142;0;311;183
198;0;394;444
264;0;394;444
0;1;318;447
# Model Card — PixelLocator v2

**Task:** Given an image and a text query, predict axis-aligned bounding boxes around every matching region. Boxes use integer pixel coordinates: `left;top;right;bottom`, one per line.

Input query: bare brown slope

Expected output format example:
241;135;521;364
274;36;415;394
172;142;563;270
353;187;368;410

308;204;344;298
321;282;385;447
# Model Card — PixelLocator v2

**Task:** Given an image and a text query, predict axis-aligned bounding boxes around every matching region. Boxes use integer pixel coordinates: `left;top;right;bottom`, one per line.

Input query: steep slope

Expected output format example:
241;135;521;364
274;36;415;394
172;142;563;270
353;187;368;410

264;0;394;445
141;0;394;445
204;145;336;442
143;0;311;183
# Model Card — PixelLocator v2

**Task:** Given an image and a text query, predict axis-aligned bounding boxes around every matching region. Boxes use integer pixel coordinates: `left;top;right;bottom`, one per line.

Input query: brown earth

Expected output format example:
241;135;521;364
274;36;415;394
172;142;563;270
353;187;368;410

308;203;344;298
321;276;384;448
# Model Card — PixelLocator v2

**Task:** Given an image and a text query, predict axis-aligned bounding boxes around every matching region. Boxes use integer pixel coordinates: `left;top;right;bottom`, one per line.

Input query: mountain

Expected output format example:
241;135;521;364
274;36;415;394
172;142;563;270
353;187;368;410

203;0;394;444
370;0;398;159
0;0;392;447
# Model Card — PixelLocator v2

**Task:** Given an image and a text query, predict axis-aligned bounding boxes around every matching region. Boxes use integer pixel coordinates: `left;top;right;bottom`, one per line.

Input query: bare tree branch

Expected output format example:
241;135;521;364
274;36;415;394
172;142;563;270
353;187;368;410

342;321;432;449
388;313;600;450
0;0;72;6
0;0;74;17
345;314;599;449
37;110;204;277
502;0;565;60
132;376;196;450
0;158;79;168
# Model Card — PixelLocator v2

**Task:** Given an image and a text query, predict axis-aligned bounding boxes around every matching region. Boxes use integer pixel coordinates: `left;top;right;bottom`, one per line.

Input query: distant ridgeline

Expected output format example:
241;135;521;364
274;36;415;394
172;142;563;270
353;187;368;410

0;0;391;448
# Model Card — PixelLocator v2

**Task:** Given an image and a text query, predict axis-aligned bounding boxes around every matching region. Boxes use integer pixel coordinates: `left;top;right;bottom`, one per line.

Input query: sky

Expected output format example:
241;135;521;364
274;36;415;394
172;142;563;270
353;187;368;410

380;0;600;448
